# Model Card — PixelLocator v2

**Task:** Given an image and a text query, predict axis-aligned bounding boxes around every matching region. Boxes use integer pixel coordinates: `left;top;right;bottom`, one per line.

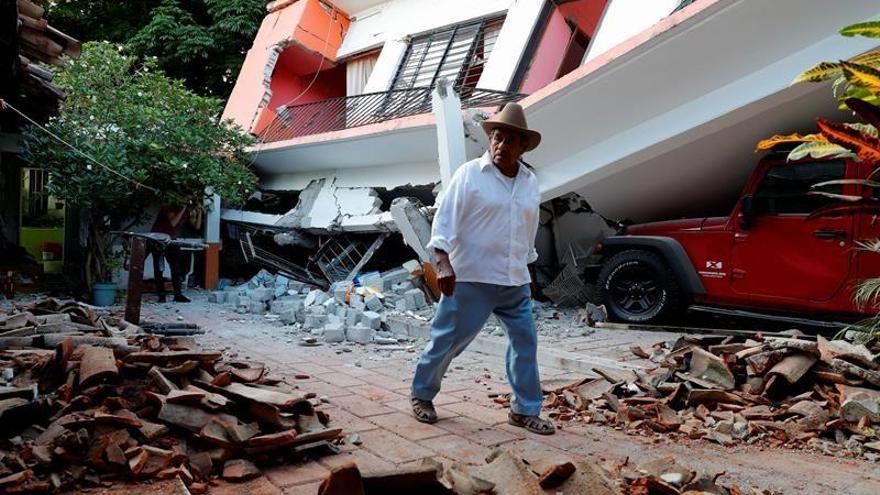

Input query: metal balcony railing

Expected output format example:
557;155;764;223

258;86;526;142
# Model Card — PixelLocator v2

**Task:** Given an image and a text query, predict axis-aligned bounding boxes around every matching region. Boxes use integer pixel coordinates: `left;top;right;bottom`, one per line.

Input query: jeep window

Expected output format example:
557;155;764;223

753;161;845;215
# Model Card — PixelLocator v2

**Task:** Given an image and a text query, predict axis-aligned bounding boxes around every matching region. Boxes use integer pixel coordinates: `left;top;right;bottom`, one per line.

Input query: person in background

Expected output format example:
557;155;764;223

149;203;191;303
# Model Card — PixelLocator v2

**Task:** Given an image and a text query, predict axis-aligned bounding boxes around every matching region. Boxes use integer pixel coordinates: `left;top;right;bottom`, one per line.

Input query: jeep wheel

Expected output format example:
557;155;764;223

597;250;681;323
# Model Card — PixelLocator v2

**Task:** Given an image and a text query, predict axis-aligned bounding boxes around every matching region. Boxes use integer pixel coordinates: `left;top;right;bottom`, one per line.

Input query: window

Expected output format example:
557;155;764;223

391;16;505;94
753;161;846;215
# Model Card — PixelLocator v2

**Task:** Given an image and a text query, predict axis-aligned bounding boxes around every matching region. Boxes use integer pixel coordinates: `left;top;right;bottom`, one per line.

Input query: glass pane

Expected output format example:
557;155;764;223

754;161;845;215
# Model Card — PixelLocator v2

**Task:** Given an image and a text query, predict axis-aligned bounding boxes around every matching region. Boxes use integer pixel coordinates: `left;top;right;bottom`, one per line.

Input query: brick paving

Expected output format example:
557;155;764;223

148;298;880;495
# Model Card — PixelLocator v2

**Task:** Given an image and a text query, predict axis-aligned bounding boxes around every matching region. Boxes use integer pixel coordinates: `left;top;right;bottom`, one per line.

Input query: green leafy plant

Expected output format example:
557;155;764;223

22;42;257;286
768;20;880;340
127;0;265;97
47;0;265;99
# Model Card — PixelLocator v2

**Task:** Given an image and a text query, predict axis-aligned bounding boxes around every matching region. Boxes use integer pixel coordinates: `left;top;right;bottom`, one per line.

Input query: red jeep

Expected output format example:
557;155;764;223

593;150;880;324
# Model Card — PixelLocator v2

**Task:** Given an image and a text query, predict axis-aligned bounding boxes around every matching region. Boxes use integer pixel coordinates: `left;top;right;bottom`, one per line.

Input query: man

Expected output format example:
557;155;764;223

410;103;555;435
149;204;191;303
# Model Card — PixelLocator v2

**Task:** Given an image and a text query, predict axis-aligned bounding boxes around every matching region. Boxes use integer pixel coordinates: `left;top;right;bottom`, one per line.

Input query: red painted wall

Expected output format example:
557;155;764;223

253;49;347;137
558;0;609;37
520;8;572;94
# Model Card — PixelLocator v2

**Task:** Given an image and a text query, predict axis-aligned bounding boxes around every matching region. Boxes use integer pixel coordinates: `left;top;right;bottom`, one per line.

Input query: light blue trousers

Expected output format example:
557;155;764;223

411;282;543;416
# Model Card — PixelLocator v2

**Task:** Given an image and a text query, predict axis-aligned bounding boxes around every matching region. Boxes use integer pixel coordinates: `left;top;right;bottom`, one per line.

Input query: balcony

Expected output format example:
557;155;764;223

257;86;526;143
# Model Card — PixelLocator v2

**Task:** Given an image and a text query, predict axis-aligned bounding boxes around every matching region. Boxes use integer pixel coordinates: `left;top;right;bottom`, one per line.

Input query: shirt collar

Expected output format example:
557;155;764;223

480;151;533;182
478;151;493;171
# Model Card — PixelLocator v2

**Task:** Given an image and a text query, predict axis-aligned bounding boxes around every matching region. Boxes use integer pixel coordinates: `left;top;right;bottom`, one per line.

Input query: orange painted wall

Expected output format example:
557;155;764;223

221;0;350;133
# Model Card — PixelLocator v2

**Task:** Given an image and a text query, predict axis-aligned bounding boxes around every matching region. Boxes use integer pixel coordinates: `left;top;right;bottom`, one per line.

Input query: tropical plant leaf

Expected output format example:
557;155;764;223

793;62;842;84
755;133;827;152
787;140;857;162
856;238;880;252
816;118;880;161
844;97;880;130
812;178;880;189
844;122;880;137
850;50;880;68
806;201;880;220
808;191;864;202
841;21;880;38
841;61;880;93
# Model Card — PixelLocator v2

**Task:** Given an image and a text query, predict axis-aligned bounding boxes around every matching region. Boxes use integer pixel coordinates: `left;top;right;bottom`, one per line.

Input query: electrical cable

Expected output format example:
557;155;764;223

1;99;158;192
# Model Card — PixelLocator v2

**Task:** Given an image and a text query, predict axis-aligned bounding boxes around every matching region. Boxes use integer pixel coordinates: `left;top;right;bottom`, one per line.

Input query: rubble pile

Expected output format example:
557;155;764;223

0;299;342;493
210;263;436;345
540;333;880;460
314;448;774;495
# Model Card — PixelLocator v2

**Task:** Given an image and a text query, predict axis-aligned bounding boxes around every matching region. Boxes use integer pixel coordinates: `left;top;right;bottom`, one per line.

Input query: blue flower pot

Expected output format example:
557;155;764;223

92;282;117;306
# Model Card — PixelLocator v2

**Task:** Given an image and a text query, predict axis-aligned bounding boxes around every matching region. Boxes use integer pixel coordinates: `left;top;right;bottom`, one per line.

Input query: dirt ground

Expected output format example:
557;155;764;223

127;291;880;494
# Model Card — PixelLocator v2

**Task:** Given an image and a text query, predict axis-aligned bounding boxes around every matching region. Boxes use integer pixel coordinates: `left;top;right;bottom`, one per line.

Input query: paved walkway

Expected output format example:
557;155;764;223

143;298;880;495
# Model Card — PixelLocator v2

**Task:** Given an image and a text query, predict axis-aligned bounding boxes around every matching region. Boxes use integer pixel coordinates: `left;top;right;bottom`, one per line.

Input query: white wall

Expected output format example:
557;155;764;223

477;0;546;91
583;0;680;63
338;0;511;58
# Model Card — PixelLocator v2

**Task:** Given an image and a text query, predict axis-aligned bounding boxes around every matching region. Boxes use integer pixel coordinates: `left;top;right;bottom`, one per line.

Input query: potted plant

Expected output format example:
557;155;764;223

91;249;124;306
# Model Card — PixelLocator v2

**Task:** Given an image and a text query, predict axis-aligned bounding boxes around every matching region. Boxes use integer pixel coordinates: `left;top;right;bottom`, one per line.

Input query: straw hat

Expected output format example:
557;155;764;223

480;102;542;152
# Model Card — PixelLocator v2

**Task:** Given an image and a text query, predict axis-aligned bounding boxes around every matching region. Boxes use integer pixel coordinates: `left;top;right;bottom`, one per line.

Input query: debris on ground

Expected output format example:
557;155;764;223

209;265;594;349
0;298;342;493
211;265;437;345
538;332;880;461
315;448;774;495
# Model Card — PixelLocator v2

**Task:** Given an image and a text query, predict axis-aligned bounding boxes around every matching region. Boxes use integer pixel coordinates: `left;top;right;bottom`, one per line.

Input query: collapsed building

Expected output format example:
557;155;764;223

216;0;880;294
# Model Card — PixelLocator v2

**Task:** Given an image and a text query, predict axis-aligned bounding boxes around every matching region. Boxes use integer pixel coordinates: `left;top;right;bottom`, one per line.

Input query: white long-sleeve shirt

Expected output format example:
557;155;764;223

427;152;540;287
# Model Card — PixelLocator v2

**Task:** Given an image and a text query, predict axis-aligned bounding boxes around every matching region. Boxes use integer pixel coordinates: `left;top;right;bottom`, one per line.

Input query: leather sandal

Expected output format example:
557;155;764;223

411;397;438;424
508;412;556;435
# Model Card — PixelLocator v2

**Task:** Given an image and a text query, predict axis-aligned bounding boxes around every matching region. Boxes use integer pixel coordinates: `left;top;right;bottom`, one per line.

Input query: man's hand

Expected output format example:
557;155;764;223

434;249;456;297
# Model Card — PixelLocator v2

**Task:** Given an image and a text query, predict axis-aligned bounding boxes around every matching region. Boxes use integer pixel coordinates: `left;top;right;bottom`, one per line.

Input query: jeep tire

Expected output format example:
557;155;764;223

597;249;682;323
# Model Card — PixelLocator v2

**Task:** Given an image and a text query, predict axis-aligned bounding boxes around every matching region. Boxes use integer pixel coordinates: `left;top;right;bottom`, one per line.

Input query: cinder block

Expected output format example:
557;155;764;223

235;295;251;308
392;281;414;293
364;293;384;312
322;298;338;314
304;314;327;329
208;291;226;304
386;316;410;337
345;309;361;326
346;325;375;344
306;305;327;316
359;272;384;291
249;300;266;314
408;319;431;339
360;311;382;330
349;294;366;311
323;323;346;343
304;289;329;307
249;287;274;302
280;309;298;325
381;267;410;286
404;289;427;310
331;281;353;303
395;299;408;312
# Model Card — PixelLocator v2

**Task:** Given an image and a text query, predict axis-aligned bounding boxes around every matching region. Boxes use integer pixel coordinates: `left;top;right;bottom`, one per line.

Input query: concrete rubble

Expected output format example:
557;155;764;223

535;331;880;462
211;264;436;346
315;448;777;495
0;298;343;493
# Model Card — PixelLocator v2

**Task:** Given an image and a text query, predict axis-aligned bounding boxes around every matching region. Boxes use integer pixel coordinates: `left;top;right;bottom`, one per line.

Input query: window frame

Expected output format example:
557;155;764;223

752;160;847;217
390;15;506;93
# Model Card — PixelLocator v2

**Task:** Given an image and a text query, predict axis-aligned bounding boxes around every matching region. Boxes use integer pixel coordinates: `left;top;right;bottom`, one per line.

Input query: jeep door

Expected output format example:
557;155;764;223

730;159;855;303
